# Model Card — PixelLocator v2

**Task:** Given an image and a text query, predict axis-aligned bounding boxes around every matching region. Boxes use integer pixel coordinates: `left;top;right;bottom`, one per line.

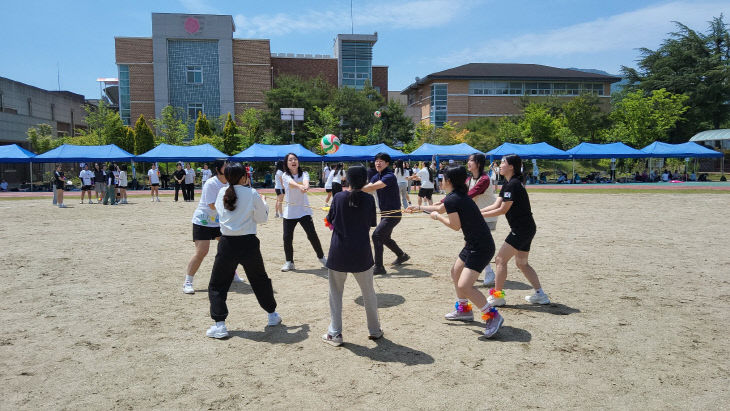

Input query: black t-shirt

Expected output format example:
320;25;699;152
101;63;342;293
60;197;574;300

499;176;535;229
94;169;105;182
173;169;186;183
54;171;64;187
326;191;377;273
443;190;493;250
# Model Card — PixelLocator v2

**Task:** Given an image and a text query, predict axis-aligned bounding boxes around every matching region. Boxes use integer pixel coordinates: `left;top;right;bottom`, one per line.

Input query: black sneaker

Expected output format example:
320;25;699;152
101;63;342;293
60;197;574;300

391;253;410;266
373;265;387;275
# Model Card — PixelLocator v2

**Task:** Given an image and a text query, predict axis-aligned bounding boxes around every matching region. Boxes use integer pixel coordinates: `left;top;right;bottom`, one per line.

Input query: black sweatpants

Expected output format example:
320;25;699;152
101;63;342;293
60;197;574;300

174;182;186;201
282;215;324;262
185;183;195;201
209;235;276;322
372;216;405;267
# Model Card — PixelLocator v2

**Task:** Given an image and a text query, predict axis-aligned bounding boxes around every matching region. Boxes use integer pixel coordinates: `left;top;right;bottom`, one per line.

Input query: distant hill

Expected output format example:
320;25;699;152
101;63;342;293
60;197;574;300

566;67;628;94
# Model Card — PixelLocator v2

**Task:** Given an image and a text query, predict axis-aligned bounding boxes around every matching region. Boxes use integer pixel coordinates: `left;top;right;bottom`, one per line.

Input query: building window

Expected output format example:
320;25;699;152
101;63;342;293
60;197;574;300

188;103;204;120
340;41;373;90
27;98;32;116
525;82;551;95
186;66;203;84
118;65;131;125
430;84;447;127
583;83;604;96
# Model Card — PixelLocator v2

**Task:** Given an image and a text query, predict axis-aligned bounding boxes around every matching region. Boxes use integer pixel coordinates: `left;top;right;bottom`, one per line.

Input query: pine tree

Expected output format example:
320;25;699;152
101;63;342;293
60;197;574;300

195;112;213;138
134;115;155;155
221;113;238;155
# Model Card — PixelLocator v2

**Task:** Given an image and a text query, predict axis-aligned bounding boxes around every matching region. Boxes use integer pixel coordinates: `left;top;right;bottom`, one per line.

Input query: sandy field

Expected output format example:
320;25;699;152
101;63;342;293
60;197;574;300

0;191;728;409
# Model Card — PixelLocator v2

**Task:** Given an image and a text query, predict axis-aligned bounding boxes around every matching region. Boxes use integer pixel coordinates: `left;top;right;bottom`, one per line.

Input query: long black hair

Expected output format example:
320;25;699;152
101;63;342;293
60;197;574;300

275;160;284;172
468;153;486;178
223;162;247;211
444;166;468;195
346;166;368;208
335;162;344;176
284;153;303;178
212;159;226;176
395;159;404;176
502;154;524;183
423;161;434;182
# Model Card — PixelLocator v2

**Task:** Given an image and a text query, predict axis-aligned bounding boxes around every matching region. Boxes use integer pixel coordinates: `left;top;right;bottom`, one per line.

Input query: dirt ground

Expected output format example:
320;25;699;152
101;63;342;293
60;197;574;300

0;191;728;409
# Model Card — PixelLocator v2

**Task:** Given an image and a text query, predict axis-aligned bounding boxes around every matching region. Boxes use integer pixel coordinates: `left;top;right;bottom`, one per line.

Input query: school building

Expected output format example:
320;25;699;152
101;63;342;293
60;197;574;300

401;63;621;127
115;13;387;128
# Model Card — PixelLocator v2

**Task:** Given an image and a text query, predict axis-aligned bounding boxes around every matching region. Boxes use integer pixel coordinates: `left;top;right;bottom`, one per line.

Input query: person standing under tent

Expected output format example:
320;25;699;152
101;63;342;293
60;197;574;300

331;163;345;196
103;163;117;205
280;153;327;272
466;153;498;286
93;163;105;204
206;162;281;339
481;154;550;306
79;164;94;204
53;164;67;208
363;152;410;276
324;165;335;205
394;160;411;209
274;160;286;218
173;163;186;202
184;163;196;202
610;158;617;182
148;163;161;202
201;163;212;186
118;164;129;204
322;163;331;189
414;161;435;207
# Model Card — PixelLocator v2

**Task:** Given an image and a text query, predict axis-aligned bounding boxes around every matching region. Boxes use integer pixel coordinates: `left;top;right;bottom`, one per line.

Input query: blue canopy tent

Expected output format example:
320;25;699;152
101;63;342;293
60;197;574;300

135;143;228;162
0;144;37;191
33;144;135;162
642;141;724;179
323;143;406;161
407;143;483;161
231;143;322;162
566;142;647;159
487;142;570;159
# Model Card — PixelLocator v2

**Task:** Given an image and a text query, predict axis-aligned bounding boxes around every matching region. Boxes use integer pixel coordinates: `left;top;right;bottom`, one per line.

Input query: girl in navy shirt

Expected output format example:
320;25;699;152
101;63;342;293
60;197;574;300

481;154;549;306
322;166;383;346
407;166;503;338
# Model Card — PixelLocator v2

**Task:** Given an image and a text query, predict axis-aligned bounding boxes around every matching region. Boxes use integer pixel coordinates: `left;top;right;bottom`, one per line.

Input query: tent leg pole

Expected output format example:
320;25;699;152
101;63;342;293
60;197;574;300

30;162;33;192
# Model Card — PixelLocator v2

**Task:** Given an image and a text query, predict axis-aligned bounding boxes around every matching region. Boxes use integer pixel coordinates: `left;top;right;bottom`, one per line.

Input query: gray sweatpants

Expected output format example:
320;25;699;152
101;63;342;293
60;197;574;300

327;267;381;336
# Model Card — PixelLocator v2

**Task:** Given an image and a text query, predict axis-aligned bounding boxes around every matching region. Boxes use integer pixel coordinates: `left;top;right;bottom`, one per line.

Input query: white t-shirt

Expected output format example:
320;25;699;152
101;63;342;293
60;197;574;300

192;176;227;227
394;168;410;184
417;168;434;189
274;170;284;190
469;175;497;224
148;169;160;184
332;169;344;184
119;171;128;187
214;185;269;236
325;170;334;189
79;170;94;186
113;170;120;185
282;172;311;219
184;168;195;184
323;167;330;186
201;168;212;183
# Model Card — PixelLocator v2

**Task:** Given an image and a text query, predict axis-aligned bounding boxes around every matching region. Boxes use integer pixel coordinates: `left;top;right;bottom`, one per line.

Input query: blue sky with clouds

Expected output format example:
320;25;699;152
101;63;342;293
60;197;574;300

1;0;728;99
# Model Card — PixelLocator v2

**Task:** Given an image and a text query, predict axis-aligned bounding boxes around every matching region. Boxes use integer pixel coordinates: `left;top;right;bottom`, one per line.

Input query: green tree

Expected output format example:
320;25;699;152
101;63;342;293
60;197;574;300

134;115;155;155
519;104;561;146
622;16;730;137
117;126;135;154
190;134;225;152
194;112;213;138
80;100;122;145
26;124;58;154
333;83;383;144
378;100;414;146
304;105;339;151
462;117;502;152
561;93;608;142
221;113;239;155
601;88;688;147
496;118;523;143
237;108;264;150
153;106;188;145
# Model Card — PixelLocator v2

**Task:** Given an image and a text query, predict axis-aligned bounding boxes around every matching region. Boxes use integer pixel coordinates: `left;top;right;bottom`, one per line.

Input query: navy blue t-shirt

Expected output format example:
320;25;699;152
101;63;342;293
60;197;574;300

326;191;377;273
370;168;401;215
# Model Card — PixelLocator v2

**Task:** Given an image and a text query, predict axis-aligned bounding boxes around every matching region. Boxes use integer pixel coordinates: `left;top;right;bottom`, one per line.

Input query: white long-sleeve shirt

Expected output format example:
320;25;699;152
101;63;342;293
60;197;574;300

214;185;269;236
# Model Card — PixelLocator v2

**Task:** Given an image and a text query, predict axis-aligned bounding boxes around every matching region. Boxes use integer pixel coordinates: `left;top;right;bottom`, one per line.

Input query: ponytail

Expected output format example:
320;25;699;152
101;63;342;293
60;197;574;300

502;154;524;183
222;162;246;211
223;185;238;211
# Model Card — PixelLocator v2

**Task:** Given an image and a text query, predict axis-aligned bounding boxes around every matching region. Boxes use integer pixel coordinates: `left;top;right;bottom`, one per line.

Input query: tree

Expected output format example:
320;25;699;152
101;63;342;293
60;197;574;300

601;88;688;147
561;93;608;142
221;113;238;155
237;108;264;150
519;104;561;146
622;16;730;137
117;126;135;154
134;115;155;155
190;134;225;152
378;100;414;146
80;100;123;145
26;124;58;154
194;112;213;138
153;106;188;145
304;105;339;151
333;83;382;144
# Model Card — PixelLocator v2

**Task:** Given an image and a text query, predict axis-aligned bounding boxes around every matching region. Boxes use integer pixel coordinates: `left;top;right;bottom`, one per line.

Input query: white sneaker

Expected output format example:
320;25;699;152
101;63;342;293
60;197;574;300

483;265;495;286
232;273;244;283
444;310;474;321
483;311;504;338
267;312;282;326
525;292;550;305
487;289;506;307
88;200;93;204
206;323;229;339
281;261;294;272
156;197;160;202
182;282;194;294
151;198;155;202
318;257;327;267
322;333;343;346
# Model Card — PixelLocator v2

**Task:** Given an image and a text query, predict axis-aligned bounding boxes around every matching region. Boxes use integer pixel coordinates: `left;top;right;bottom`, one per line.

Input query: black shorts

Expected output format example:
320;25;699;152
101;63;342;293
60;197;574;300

55;183;65;190
505;225;537;252
325;188;332;193
418;188;433;199
331;182;343;194
151;183;159;187
193;224;222;241
458;244;494;272
275;188;285;195
81;185;93;191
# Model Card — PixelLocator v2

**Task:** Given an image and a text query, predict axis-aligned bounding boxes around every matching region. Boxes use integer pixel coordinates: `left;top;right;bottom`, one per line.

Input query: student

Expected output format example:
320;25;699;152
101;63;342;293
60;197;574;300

0;179;7;192
206;162;281;339
118;164;128;204
53;164;67;208
184;163;196;202
481;154;549;306
414;161;435;207
331;163;345;196
201;163;212;186
274;160;285;218
148;163;160;202
324;165;335;205
322;166;383;346
322;163;331;189
103;163;117;205
280;153;327;272
466;153;498;286
394;159;411;209
93;163;105;203
113;163;121;201
183;160;243;294
363;152;410;275
79;164;94;204
173;163;186;202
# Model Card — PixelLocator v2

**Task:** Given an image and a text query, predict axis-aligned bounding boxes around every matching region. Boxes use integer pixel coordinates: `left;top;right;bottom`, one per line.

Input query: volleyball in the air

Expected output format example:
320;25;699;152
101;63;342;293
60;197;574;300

374;110;381;118
320;134;341;154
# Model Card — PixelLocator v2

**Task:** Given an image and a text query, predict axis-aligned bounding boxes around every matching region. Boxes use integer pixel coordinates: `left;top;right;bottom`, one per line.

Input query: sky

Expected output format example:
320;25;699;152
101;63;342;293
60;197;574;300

1;0;728;99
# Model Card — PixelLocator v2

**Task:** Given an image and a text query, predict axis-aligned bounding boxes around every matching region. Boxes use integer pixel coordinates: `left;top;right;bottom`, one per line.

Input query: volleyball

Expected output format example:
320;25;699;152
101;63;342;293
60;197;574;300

374;110;381;118
320;134;341;154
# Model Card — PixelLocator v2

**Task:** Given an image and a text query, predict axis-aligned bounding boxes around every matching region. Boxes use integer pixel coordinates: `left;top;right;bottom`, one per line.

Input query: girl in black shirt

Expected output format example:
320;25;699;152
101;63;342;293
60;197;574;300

54;164;67;208
407;166;503;338
481;155;549;306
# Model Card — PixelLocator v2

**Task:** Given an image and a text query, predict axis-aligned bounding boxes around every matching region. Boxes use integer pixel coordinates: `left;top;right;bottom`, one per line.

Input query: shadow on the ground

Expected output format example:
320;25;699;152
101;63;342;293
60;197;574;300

286;268;328;279
229;323;309;344
343;337;434;365
354;293;405;308
376;265;432;278
503;303;580;315
445;321;532;342
193;281;257;295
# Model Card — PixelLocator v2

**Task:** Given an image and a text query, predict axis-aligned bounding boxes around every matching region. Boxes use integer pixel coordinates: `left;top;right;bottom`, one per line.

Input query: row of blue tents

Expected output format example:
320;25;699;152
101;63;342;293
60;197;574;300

0;140;723;163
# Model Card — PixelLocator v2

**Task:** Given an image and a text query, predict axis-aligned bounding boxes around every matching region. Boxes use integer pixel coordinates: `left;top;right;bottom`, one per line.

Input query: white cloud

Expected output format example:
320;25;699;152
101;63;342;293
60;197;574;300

445;1;730;64
233;0;481;37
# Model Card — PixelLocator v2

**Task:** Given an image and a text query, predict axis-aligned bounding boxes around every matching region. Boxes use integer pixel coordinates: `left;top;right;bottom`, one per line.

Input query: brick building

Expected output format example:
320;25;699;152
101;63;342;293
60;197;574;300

402;63;621;127
115;13;387;131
